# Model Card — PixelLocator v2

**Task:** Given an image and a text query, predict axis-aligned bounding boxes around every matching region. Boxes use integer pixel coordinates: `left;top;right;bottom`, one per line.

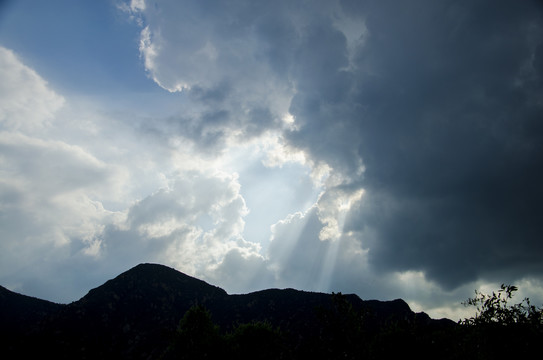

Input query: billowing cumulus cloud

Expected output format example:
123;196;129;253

125;0;300;151
125;0;543;313
84;169;262;297
0;47;261;302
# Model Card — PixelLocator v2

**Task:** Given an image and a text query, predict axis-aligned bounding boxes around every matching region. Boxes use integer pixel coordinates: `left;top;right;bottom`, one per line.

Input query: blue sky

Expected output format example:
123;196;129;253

0;0;145;92
1;0;543;321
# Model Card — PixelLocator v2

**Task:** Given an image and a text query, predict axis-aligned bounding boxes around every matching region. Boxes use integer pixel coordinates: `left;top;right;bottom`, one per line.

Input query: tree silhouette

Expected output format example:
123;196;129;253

226;321;286;360
461;284;542;326
311;292;366;360
459;284;543;359
168;304;224;359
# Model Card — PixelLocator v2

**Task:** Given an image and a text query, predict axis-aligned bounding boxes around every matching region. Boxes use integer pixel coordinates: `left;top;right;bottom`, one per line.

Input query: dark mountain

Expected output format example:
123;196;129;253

0;284;63;350
37;264;229;359
0;285;62;325
1;263;456;359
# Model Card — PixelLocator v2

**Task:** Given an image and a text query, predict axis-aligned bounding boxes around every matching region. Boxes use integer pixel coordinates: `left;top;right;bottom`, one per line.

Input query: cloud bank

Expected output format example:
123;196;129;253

1;0;542;319
128;0;543;289
126;0;543;313
0;45;261;301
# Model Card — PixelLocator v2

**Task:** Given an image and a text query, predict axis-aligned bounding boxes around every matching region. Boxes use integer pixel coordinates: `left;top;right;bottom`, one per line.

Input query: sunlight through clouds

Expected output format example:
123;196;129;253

1;0;543;321
0;43;264;301
317;187;364;241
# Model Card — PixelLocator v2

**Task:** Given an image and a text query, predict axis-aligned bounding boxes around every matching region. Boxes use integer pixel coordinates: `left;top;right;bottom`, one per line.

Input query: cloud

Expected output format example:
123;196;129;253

204;248;273;294
266;204;367;292
125;170;249;250
0;132;112;196
3;0;543;320
0;47;65;132
335;0;543;288
125;0;543;314
0;44;262;302
80;167;264;300
127;1;315;152
0;48;115;259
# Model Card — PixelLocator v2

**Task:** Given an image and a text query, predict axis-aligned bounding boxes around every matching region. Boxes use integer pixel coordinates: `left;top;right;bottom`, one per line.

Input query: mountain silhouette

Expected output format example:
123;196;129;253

1;263;455;359
0;284;63;350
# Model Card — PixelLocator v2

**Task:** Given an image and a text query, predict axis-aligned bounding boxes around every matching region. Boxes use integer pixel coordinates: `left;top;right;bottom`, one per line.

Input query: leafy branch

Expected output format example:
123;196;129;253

460;284;543;327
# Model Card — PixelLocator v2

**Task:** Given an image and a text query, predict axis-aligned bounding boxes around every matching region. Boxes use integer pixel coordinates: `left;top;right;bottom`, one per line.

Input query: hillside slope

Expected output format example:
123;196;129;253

1;263;454;359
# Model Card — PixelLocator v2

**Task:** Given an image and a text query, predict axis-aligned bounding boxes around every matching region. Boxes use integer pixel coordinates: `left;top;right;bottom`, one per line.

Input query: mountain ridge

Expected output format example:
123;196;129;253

1;263;456;359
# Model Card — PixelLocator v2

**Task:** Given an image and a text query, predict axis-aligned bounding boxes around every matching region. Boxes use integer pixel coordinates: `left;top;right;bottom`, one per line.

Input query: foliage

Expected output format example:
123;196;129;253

459;284;543;359
460;284;543;327
317;292;364;335
310;292;367;360
226;320;286;360
169;304;224;359
166;306;287;360
162;285;543;360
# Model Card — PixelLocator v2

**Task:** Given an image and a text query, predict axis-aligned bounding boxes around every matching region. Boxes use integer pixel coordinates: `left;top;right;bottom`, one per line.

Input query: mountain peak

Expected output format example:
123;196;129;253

78;263;227;306
2;264;459;358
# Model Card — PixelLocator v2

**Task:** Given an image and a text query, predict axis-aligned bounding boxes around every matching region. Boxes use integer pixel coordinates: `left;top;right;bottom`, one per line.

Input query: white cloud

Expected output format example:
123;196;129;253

0;134;122;282
205;248;273;294
95;169;259;281
316;187;364;241
130;0;145;12
128;0;296;147
0;49;118;266
116;0;146;26
0;47;65;132
0;44;266;302
0;132;111;195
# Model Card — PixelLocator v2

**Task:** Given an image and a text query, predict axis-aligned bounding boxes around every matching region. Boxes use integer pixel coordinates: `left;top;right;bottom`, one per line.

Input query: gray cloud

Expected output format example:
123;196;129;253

205;248;273;294
130;0;543;296
317;1;543;288
2;1;543;318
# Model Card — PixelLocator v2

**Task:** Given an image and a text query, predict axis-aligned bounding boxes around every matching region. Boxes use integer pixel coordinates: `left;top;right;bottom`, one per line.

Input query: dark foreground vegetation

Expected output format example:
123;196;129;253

1;264;541;359
164;286;543;360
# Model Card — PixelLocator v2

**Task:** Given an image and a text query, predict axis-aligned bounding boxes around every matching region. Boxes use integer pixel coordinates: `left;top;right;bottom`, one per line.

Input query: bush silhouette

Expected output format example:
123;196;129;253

226;321;286;360
159;287;543;360
461;284;542;326
168;304;224;359
459;284;543;359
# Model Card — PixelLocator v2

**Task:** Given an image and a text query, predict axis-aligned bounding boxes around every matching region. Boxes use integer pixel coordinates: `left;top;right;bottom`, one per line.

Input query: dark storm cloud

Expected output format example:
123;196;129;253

288;0;543;288
131;0;543;294
133;0;343;153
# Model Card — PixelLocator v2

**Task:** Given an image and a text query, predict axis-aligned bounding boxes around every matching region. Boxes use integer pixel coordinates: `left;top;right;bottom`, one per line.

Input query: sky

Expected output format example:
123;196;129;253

1;0;542;320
